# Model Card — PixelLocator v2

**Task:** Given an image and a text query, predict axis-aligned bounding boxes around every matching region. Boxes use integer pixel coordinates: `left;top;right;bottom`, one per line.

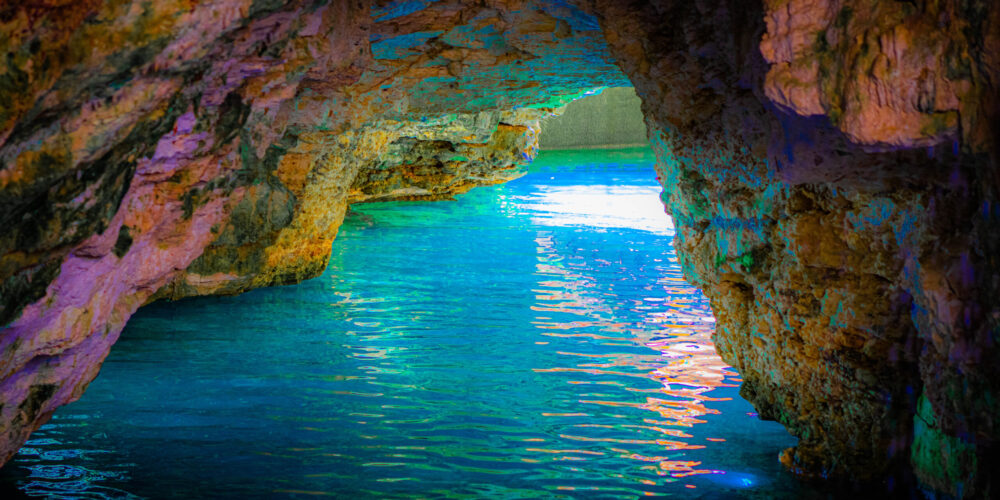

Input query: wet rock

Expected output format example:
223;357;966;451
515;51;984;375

593;0;998;494
0;1;997;497
0;0;622;466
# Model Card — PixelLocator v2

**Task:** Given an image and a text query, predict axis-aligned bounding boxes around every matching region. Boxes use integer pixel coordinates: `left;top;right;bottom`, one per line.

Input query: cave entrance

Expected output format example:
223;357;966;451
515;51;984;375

0;89;815;497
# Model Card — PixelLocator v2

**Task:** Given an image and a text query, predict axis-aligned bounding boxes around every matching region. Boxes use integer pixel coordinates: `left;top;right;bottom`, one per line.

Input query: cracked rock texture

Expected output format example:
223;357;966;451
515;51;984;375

0;0;624;467
592;0;998;495
1;0;998;497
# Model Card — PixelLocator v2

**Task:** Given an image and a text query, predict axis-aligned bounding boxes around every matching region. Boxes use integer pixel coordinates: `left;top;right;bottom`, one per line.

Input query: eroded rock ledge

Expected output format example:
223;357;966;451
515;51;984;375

0;0;625;468
1;0;998;497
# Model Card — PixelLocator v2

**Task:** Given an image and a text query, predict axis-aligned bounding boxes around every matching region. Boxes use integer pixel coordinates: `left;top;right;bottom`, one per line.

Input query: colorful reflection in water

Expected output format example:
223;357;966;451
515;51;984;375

0;148;818;498
530;230;735;487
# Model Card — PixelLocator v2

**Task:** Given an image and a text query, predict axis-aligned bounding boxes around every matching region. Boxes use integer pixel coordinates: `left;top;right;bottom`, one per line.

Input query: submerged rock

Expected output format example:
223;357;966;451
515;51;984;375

0;0;997;496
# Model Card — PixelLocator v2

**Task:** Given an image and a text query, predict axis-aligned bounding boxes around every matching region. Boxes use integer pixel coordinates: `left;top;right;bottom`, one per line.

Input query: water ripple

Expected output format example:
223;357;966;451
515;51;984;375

0;148;815;498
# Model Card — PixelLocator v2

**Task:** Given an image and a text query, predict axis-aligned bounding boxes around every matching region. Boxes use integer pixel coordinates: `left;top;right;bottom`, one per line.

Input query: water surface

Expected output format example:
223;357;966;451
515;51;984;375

2;148;816;498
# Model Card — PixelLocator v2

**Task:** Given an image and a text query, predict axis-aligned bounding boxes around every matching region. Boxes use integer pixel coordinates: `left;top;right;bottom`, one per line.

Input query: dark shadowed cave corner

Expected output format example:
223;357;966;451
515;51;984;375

0;0;998;498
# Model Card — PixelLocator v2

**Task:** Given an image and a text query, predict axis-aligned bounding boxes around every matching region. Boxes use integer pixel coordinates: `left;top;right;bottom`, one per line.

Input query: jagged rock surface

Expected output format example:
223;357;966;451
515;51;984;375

1;0;998;497
0;0;625;466
592;0;999;495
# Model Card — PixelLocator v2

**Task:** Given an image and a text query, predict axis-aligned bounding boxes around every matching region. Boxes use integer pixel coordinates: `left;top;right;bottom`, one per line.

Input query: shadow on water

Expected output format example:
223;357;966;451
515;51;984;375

1;147;829;499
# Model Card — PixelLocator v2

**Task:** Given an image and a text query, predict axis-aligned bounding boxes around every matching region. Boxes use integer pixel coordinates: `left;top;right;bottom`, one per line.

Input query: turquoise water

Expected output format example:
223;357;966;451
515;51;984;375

1;148;818;498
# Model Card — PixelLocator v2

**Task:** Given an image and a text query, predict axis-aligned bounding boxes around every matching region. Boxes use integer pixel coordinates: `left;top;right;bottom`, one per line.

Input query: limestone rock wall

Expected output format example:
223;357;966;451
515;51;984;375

154;109;542;300
0;0;998;497
590;0;999;495
0;0;625;466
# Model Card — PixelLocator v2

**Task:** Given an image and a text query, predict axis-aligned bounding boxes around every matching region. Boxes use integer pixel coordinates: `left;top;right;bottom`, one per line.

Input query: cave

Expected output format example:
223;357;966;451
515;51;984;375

1;0;998;497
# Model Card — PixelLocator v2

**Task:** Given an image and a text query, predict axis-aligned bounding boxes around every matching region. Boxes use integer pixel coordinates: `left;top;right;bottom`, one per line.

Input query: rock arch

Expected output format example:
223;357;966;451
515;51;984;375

0;1;997;496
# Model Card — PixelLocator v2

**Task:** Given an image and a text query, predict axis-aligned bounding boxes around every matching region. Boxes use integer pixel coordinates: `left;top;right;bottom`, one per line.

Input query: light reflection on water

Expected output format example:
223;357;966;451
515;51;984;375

1;148;816;498
525;213;735;488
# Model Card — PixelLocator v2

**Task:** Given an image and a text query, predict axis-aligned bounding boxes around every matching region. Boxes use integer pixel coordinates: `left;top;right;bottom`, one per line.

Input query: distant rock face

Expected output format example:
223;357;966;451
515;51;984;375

539;87;648;149
0;0;998;497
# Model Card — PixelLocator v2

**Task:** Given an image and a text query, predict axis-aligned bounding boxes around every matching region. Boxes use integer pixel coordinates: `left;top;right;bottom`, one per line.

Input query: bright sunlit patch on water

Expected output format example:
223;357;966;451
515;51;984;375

0;147;816;499
515;185;675;235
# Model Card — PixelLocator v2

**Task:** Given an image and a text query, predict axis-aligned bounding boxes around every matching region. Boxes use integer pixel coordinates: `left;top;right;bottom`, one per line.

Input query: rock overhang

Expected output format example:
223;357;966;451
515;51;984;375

0;0;998;497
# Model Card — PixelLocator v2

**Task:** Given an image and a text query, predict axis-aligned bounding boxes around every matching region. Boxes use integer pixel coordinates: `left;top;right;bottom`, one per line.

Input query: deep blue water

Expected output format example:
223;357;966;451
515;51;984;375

1;148;818;498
